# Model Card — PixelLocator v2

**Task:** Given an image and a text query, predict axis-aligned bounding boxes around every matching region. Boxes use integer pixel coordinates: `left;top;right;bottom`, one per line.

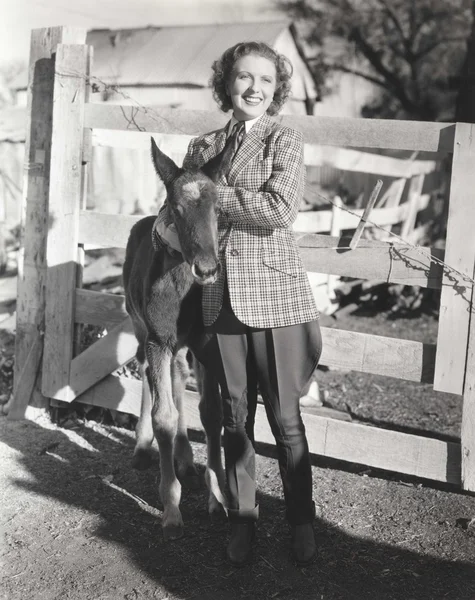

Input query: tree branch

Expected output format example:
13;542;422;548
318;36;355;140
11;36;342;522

328;63;388;89
378;0;409;48
350;26;419;114
414;36;469;59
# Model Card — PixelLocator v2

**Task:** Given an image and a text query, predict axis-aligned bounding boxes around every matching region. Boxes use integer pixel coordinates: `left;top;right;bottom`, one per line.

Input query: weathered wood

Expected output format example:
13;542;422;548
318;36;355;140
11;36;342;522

74;380;460;485
293;194;430;233
76;375;142;417
41;44;89;401
90;128;439;176
303;146;439;176
75;289;128;327
349;179;383;250
461;281;475;491
85;103;456;152
434;123;475;395
297;234;444;289
78;212;444;288
74;46;93;358
10;27;88;420
400;174;425;240
192;391;461;485
79;211;142;249
67;318;138;401
73;288;436;383
320;328;436;383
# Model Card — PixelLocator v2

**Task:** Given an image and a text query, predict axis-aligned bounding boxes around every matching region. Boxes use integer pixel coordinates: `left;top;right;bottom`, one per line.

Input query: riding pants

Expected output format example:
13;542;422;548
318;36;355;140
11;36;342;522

195;284;322;526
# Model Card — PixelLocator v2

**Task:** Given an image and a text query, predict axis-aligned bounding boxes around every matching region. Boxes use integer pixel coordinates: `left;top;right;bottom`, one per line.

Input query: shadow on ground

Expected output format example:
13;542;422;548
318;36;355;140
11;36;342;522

1;416;475;600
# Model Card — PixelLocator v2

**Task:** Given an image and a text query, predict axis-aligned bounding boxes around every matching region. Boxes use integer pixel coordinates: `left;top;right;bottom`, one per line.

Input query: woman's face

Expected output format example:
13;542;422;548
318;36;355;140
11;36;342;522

227;54;277;121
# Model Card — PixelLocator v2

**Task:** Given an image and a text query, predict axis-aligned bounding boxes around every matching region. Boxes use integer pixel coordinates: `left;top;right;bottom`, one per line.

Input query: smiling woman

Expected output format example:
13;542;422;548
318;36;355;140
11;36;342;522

154;40;322;568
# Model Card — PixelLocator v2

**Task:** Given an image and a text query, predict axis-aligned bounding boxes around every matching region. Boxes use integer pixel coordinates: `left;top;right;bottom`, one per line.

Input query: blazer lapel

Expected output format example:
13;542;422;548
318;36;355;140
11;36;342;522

199;127;228;169
227;113;275;186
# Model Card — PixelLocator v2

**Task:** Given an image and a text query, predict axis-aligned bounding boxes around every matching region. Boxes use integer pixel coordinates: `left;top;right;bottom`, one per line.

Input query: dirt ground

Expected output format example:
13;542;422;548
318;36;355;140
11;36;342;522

2;307;475;600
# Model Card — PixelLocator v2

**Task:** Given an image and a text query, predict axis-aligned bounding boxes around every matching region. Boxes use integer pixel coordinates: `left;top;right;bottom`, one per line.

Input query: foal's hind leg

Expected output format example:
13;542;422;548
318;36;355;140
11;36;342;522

146;340;184;541
132;361;154;470
172;348;199;489
194;358;227;516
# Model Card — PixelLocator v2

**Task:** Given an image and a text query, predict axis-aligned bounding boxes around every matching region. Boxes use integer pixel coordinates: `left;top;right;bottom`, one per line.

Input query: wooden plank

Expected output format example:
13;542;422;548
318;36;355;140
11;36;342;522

41;44;89;401
66;317;138;401
297;234;444;289
75;287;436;383
76;375;142;417
78;211;142;249
75;289;128;327
434;122;475;395
10;27;88;420
73;382;460;485
293;194;430;233
400;174;425;240
91;129;439;177
303;145;438;177
320;328;435;383
74;46;93;359
78;212;444;289
84;103;456;152
181;393;460;485
461;281;475;491
91;129;192;154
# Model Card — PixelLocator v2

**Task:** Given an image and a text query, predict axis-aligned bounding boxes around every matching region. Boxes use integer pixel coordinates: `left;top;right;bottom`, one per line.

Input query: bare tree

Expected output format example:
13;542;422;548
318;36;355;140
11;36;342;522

281;0;472;120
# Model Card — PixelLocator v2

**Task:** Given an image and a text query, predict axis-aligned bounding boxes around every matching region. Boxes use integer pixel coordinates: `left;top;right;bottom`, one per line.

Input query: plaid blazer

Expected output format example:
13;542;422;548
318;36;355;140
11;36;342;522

155;112;319;328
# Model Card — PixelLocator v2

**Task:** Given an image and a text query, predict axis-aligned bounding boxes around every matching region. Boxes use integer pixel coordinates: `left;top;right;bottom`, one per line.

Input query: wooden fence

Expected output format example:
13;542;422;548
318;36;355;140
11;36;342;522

9;27;475;493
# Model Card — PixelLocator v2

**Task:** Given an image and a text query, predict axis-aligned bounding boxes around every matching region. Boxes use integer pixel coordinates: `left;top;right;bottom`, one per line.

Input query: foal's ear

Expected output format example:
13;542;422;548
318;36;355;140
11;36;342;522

150;137;181;186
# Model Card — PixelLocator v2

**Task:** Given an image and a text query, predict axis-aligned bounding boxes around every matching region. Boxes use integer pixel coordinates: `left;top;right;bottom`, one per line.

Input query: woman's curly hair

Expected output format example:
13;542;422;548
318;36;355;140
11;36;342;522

210;42;293;116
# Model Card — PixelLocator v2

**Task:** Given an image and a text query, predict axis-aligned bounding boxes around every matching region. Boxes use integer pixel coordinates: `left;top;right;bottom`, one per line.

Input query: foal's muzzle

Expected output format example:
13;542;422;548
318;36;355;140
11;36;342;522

191;260;220;285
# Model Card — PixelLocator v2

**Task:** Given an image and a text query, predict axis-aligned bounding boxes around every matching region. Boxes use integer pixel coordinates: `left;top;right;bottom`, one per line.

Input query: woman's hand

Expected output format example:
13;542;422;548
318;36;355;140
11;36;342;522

217;127;305;229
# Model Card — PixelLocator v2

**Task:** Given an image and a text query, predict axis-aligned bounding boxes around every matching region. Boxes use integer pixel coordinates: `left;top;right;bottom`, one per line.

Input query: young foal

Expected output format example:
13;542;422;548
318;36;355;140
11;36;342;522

123;138;230;540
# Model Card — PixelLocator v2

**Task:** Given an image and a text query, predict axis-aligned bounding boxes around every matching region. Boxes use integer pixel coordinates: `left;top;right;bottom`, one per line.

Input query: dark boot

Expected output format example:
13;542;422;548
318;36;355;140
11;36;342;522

291;523;316;565
226;522;255;567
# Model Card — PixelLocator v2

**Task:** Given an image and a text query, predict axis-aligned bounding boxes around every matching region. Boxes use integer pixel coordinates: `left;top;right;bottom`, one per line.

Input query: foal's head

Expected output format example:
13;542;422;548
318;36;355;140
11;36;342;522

151;138;224;286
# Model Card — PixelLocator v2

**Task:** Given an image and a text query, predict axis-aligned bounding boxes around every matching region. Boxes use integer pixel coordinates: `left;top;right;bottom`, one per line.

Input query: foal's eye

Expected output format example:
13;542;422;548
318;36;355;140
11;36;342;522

175;204;185;217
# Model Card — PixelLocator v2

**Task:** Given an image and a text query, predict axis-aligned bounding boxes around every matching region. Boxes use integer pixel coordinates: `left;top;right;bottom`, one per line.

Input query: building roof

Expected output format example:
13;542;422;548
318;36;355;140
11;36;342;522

13;22;318;102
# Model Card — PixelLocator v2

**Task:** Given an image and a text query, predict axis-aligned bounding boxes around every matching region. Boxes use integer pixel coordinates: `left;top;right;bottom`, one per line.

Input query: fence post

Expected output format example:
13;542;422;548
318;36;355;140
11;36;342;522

462;286;475;490
9;27;87;420
40;44;89;401
433;122;475;396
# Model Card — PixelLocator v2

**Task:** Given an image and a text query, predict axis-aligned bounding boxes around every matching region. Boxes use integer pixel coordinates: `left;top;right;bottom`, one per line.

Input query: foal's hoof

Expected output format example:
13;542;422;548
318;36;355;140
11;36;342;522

163;523;184;541
132;449;153;471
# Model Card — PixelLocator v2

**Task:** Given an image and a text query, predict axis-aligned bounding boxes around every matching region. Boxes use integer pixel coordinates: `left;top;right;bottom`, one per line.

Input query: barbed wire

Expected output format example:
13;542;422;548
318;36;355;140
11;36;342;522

55;68;475;288
56;69;194;136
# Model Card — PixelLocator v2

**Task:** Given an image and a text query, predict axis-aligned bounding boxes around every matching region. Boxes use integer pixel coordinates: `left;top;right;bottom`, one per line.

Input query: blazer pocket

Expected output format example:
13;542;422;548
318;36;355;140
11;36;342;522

262;248;299;278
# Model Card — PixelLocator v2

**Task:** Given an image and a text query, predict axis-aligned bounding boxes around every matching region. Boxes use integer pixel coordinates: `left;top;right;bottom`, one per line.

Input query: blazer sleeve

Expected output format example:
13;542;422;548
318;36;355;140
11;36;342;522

217;127;305;229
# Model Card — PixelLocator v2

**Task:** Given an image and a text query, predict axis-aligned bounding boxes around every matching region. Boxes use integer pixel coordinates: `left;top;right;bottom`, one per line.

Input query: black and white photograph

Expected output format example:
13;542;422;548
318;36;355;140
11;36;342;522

1;1;475;598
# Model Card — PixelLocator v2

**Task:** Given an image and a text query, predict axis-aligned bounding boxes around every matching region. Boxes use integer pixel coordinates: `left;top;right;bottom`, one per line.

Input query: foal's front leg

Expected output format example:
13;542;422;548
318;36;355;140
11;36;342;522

146;340;184;541
172;348;199;489
132;361;154;470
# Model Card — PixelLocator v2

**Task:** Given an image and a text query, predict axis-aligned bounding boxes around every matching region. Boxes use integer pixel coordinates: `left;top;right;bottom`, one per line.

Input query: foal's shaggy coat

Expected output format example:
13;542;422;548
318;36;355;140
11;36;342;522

123;138;231;540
